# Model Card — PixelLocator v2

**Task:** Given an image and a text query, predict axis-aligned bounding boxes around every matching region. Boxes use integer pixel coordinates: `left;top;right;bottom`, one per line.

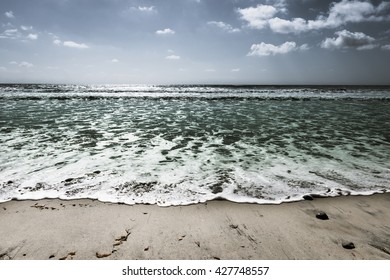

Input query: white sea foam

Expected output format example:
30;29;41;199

0;85;389;205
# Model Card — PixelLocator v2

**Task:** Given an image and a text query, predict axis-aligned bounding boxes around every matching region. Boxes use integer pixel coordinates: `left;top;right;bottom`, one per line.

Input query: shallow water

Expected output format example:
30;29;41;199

1;84;389;205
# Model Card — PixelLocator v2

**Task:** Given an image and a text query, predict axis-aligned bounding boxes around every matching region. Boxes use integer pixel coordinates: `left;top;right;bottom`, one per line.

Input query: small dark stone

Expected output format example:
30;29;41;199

229;224;239;229
7;180;13;184
342;241;355;249
287;170;291;173
303;195;313;201
93;170;101;174
316;212;329;220
64;178;74;183
49;254;55;259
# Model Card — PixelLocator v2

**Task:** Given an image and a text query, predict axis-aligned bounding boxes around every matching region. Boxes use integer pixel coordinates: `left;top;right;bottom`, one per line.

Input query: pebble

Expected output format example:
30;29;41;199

342;241;355;249
303;195;313;201
316;212;329;220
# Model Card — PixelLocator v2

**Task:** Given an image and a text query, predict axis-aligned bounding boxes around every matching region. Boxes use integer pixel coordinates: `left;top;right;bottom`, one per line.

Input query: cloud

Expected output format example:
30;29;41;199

299;44;310;51
207;21;240;33
165;55;180;60
308;0;389;30
53;39;61;45
10;61;33;68
205;69;216;72
137;6;156;13
382;44;390;50
231;68;240;72
111;58;119;63
156;28;175;35
4;29;18;35
239;0;390;34
268;17;308;34
321;29;377;50
0;28;20;39
63;41;89;49
248;41;307;56
27;33;38;40
19;61;34;68
5;11;14;18
237;5;278;29
21;25;33;31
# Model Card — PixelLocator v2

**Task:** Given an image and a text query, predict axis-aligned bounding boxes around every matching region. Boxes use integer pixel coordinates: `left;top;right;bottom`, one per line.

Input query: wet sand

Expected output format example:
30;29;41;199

0;193;389;260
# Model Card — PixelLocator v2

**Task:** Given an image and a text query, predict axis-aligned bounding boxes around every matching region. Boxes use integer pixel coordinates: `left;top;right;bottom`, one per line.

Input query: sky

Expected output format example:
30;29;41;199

0;0;390;84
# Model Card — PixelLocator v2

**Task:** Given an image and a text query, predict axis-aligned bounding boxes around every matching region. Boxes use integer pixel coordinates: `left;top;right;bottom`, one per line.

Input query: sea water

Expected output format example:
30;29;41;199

0;84;389;205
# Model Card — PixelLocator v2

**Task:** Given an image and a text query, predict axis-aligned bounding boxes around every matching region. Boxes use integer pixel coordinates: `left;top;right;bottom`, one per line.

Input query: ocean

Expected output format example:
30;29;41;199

0;84;389;206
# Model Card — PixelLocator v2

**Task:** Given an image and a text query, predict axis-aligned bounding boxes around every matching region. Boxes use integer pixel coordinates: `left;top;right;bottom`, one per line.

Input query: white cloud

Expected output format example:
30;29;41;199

231;68;240;72
382;44;390;50
239;0;390;34
323;0;388;27
205;69;216;72
111;58;119;63
10;61;34;68
0;66;7;71
4;29;18;35
5;11;14;18
63;41;89;49
27;33;38;40
207;21;240;33
156;28;175;35
138;6;156;12
53;39;61;45
299;44;310;51
248;41;305;56
321;29;377;50
1;29;20;39
165;55;180;60
21;25;33;31
9;61;34;68
268;17;308;34
237;5;278;29
19;61;34;68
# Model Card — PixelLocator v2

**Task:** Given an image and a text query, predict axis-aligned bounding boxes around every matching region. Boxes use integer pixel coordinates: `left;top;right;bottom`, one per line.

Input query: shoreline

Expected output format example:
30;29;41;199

1;193;389;260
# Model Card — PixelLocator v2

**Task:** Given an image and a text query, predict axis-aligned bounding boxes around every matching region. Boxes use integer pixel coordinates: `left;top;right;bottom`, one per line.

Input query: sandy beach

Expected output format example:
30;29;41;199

0;193;389;260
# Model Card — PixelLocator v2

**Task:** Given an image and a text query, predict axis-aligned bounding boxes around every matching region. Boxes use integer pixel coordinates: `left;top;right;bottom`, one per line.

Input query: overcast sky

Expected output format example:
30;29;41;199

1;0;390;84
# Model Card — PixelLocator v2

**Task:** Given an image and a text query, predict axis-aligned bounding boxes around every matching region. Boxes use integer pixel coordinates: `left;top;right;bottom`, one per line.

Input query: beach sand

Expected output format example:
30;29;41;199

0;193;389;260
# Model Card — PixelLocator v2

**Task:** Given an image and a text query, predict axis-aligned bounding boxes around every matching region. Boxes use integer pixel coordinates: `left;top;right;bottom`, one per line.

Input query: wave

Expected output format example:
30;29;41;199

1;84;390;100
